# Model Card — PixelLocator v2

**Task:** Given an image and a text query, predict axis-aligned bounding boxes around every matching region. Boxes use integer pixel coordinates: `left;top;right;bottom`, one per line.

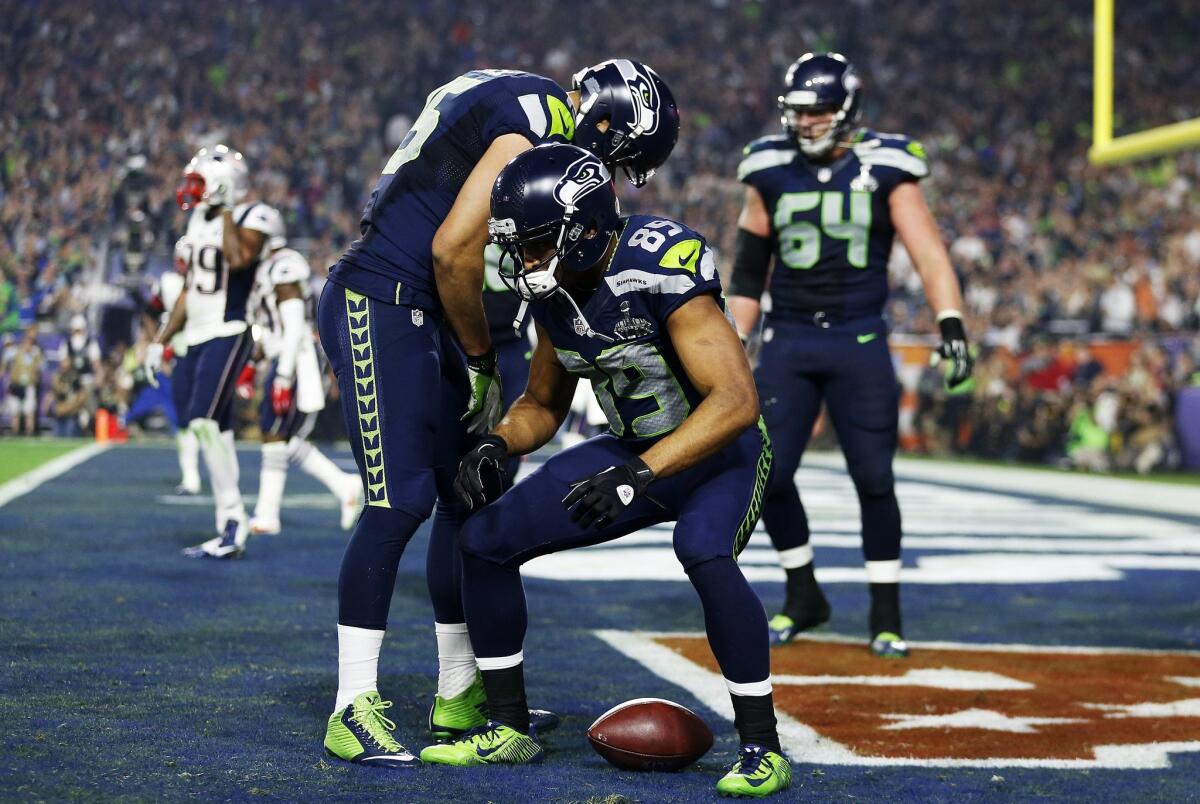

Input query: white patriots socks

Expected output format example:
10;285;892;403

435;622;478;699
289;437;358;498
254;441;289;523
335;624;385;712
177;428;201;491
192;418;246;532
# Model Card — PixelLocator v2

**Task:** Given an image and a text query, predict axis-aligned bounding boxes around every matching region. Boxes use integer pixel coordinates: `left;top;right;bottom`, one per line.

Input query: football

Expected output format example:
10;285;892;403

587;698;714;771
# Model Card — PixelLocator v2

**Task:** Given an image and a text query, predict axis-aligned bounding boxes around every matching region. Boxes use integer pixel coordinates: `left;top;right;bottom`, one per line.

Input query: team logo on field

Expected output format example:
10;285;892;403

613;301;653;340
600;631;1200;768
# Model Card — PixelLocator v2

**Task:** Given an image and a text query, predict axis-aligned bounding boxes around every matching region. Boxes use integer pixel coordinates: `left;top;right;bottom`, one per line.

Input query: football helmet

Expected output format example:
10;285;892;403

778;52;862;158
572;59;679;187
175;144;249;210
488;143;620;303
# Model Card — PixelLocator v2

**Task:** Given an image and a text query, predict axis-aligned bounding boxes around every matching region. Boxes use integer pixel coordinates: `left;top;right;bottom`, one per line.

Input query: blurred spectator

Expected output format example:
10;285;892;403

4;328;43;435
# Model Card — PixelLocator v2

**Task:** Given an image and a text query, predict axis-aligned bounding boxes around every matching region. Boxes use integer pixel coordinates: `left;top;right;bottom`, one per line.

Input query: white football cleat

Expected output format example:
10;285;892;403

184;518;248;559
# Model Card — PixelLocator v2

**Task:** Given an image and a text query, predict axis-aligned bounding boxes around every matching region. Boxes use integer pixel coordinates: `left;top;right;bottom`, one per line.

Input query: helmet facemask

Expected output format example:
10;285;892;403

780;103;850;158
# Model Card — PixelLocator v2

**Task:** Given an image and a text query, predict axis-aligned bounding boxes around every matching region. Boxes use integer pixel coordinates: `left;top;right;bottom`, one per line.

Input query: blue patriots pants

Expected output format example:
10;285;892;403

755;315;901;563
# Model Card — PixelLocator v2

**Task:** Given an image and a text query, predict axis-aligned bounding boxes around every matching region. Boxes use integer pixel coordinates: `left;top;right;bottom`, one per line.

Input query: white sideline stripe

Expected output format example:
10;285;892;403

595;630;1200;768
0;442;111;509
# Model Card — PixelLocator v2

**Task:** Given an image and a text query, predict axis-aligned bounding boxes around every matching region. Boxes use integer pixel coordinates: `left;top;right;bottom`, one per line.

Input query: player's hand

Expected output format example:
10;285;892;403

454;435;510;510
271;375;294;416
144;342;164;388
462;349;503;435
236;363;257;400
562;457;655;529
934;314;974;389
205;182;231;209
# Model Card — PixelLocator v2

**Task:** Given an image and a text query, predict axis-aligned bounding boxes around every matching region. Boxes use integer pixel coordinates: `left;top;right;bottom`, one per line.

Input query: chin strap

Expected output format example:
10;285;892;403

513;285;613;344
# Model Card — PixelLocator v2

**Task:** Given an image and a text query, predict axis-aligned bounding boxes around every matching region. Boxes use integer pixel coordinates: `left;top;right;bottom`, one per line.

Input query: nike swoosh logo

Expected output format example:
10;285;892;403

856;333;878;344
475;744;502;758
679;248;698;267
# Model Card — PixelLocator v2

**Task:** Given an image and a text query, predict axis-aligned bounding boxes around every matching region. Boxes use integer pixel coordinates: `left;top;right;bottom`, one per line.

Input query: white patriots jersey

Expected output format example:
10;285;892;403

250;247;324;413
181;202;281;346
250;248;313;358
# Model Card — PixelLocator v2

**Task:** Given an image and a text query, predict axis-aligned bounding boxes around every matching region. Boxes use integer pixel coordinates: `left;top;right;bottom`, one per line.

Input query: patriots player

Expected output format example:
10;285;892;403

142;237;201;495
419;144;792;799
317;64;680;768
247;223;362;537
146;144;283;559
728;53;974;657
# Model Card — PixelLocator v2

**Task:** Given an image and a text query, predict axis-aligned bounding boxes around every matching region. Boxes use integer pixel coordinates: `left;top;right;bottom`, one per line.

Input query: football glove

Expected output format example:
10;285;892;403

454;435;510;510
236;363;257;400
462;349;503;435
935;313;974;389
205;182;232;209
271;374;294;417
144;342;164;388
562;457;655;529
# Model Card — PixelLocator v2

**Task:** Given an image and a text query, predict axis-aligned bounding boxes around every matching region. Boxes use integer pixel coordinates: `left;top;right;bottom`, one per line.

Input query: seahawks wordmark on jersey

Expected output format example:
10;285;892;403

738;129;928;320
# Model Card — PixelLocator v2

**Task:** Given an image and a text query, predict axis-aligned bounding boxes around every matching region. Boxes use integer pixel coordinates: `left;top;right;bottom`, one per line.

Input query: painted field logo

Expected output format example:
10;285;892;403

597;631;1200;768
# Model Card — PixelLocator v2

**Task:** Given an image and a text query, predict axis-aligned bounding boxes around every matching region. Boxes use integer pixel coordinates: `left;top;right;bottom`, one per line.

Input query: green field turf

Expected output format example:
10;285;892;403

0;438;90;485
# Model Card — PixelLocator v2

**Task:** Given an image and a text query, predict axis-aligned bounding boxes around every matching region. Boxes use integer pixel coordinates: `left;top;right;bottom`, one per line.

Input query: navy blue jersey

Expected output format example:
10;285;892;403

331;70;574;311
532;214;726;442
738;128;929;320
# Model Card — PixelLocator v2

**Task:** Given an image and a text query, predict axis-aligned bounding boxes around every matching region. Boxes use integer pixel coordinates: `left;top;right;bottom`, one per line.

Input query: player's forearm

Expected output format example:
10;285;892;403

274;297;306;379
434;256;491;356
727;296;763;340
638;383;759;480
914;254;965;317
492;395;568;456
157;294;188;344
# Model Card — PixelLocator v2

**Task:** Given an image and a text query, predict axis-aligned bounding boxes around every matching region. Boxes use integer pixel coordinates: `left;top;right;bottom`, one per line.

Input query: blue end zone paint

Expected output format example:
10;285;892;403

1;445;1197;800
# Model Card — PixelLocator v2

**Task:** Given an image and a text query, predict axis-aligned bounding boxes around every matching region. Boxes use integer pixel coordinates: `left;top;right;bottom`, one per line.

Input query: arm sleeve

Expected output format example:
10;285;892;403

727;228;772;300
274;297;307;380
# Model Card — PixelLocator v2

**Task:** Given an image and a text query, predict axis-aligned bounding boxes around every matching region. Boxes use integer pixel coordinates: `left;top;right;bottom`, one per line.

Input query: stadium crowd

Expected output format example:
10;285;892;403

2;0;1198;470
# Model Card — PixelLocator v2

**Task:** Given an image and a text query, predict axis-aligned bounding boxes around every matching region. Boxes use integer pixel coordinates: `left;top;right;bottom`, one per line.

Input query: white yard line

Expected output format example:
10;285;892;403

804;452;1200;518
0;442;111;509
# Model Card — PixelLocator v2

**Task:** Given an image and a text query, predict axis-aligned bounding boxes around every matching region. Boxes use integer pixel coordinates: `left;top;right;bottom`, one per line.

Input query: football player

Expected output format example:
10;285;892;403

141;237;200;495
146;144;284;559
419;144;792;799
317;63;679;768
246;222;362;536
728;53;974;657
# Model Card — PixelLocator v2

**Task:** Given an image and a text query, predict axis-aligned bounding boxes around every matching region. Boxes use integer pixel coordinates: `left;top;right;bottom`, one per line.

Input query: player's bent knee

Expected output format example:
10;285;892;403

457;515;519;568
849;464;895;498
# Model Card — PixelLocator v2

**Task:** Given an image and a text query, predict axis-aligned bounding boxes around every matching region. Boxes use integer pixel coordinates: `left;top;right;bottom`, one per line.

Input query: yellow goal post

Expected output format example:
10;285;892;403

1089;0;1200;165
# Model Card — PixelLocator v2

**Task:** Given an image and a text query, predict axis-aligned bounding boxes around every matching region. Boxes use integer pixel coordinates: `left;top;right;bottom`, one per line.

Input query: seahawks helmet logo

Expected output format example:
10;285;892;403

624;70;660;136
553;156;610;209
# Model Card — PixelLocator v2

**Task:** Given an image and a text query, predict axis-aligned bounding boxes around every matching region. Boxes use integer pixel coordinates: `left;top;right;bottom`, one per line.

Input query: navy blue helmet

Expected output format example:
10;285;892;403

572;59;679;187
489;143;621;301
778;52;862;158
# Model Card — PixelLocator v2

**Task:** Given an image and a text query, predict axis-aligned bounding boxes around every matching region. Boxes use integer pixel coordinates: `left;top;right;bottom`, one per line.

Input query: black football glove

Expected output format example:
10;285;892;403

936;314;974;389
454;435;510;510
562;457;655;530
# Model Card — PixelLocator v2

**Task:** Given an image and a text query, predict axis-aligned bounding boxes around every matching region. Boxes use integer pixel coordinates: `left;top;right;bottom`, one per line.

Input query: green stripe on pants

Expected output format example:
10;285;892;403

733;416;772;558
344;289;390;508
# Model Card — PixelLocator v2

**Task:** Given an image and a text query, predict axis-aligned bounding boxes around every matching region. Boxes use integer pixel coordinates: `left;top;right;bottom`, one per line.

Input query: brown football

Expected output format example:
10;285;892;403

587;698;714;771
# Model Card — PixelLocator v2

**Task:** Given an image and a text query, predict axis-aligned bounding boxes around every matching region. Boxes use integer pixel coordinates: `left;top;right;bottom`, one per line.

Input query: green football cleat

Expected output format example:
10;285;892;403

420;721;544;766
428;674;489;738
870;631;910;659
324;691;420;769
716;745;793;798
